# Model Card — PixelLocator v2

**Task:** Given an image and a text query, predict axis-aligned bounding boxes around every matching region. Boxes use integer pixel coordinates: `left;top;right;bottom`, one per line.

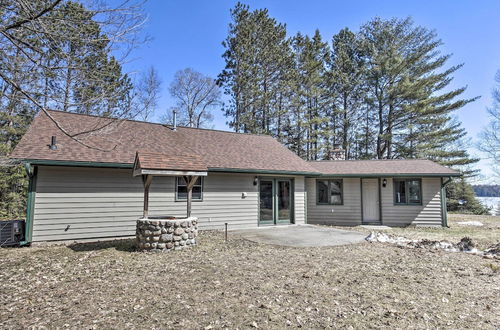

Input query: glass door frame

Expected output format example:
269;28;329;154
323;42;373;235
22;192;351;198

258;177;295;226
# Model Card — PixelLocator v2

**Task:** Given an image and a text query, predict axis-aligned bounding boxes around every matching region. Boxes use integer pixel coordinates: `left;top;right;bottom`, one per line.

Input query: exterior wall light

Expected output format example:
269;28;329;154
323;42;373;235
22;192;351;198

253;177;258;186
382;178;387;187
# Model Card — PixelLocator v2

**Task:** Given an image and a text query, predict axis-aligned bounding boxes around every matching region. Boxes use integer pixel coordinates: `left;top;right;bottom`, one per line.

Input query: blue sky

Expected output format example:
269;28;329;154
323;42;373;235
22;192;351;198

125;0;500;182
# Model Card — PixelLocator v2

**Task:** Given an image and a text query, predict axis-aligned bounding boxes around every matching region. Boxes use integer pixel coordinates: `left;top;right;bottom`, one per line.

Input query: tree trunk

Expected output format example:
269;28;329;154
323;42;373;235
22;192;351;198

377;98;384;159
342;92;349;159
63;63;72;112
386;102;394;159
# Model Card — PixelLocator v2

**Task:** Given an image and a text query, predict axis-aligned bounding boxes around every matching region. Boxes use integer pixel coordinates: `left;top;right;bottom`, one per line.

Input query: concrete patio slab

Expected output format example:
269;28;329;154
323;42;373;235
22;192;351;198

230;225;367;247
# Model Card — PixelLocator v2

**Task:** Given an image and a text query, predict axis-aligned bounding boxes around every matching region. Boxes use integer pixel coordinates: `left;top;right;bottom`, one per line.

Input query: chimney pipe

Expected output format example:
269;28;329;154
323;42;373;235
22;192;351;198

49;136;57;150
173;110;177;131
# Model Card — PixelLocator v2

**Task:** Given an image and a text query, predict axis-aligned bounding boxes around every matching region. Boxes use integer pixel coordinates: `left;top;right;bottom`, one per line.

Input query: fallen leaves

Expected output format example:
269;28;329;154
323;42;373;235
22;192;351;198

0;231;498;329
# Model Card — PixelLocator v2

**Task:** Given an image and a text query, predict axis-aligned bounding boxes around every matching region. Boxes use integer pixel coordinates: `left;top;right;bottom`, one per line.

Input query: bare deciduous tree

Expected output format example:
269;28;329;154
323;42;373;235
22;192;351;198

168;68;221;128
135;66;162;121
478;71;500;177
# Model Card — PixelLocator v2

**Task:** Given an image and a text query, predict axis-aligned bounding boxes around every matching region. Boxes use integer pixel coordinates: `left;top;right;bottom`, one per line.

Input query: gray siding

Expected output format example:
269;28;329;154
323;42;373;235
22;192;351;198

294;177;306;225
306;177;443;227
306;178;362;226
32;166;306;241
381;177;442;226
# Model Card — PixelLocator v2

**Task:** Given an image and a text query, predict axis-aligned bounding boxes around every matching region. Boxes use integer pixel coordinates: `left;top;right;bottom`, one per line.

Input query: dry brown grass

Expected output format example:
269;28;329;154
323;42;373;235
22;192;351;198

1;223;499;329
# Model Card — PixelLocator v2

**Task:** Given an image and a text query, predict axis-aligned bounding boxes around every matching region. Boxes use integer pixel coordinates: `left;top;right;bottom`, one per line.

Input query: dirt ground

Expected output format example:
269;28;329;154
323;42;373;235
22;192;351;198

1;216;499;329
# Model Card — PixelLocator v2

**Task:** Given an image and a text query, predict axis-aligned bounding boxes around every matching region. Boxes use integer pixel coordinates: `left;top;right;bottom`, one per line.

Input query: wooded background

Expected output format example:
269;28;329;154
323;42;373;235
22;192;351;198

1;1;496;218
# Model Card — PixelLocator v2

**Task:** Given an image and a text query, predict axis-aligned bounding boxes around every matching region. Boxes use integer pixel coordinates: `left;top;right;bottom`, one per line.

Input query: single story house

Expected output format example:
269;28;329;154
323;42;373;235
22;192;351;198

11;110;460;243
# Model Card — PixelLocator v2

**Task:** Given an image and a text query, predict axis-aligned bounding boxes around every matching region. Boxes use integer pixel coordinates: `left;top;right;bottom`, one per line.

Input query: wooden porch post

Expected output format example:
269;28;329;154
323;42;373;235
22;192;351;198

142;174;153;219
184;175;199;218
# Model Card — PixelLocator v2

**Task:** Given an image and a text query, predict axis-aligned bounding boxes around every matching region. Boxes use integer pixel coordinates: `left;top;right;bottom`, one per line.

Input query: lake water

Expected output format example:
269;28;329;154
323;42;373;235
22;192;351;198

477;197;500;216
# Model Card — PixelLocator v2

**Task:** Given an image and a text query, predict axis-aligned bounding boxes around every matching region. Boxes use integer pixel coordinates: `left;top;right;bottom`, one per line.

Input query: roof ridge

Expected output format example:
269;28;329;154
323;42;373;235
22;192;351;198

44;109;274;138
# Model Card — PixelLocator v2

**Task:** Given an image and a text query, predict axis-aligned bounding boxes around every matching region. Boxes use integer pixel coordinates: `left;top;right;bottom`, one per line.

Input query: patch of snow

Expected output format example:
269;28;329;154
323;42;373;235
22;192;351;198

456;221;484;227
365;232;498;259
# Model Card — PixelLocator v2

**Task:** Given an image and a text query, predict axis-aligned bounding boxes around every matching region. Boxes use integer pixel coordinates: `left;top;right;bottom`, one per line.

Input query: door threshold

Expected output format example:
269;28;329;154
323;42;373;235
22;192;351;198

360;224;391;230
258;223;294;227
255;223;298;229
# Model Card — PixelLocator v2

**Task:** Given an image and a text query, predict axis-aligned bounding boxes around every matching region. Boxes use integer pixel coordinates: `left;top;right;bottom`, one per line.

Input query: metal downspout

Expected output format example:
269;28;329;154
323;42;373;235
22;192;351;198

441;177;452;228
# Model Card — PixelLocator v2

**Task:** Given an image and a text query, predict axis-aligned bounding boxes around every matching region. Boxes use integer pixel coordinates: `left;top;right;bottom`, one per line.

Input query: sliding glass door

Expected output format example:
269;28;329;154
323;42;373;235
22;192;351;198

259;178;293;225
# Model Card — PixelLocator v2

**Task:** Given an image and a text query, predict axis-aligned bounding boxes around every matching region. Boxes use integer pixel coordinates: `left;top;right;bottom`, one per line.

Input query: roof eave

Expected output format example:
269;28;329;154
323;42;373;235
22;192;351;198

308;173;461;178
18;159;133;168
207;167;319;176
133;168;208;177
16;159;320;176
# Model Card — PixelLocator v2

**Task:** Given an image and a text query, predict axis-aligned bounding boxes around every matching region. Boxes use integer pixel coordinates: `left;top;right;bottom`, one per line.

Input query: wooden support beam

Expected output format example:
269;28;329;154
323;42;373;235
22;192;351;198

183;175;199;217
142;174;153;219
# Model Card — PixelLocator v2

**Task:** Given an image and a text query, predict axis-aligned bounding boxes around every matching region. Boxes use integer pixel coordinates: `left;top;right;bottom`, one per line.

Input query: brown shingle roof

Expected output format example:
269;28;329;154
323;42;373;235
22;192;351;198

309;159;460;176
135;151;207;172
11;110;318;174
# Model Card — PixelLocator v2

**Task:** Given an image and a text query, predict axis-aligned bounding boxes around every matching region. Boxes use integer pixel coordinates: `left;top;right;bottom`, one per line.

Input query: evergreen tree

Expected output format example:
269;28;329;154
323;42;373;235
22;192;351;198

44;1;134;117
0;0;144;219
0;6;42;219
327;28;365;159
446;178;490;215
218;2;291;135
289;31;329;160
359;17;477;170
0;87;33;219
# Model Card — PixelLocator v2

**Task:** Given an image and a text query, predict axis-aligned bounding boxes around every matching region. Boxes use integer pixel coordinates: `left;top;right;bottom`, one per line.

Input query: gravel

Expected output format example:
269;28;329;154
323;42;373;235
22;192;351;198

1;230;499;329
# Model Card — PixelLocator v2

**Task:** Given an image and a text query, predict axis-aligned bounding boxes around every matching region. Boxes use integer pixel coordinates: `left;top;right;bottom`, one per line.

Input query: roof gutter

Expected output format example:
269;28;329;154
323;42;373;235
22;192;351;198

16;160;319;176
16;160;460;178
207;167;320;176
308;173;461;178
19;159;133;168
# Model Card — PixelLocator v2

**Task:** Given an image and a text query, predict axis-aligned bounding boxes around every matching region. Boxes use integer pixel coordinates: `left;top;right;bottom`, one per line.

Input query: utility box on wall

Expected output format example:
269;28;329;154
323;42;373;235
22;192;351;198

0;220;25;247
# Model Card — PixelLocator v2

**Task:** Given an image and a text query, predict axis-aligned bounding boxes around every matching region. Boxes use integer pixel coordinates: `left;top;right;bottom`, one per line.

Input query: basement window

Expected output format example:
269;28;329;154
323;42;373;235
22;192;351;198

176;177;203;201
317;179;343;205
394;178;422;205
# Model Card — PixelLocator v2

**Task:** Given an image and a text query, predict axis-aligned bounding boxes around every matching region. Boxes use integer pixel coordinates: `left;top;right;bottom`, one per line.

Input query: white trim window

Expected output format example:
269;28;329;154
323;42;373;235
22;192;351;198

176;177;203;201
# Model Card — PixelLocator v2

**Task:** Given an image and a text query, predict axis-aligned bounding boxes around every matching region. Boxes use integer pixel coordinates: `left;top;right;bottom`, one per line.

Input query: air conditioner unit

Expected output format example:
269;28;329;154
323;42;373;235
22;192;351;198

0;220;25;247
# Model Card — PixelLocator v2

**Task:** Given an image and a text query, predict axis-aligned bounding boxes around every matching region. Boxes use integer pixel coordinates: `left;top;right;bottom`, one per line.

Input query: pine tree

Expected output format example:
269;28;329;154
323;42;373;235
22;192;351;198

359;17;477;171
0;0;143;218
218;2;291;135
327;28;365;159
0;96;33;219
0;12;39;219
218;7;480;182
446;178;490;215
44;1;134;117
289;30;329;160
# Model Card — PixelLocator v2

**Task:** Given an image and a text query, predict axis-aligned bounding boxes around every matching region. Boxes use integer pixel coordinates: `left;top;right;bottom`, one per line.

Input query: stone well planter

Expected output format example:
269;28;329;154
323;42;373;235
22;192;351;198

136;217;198;251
